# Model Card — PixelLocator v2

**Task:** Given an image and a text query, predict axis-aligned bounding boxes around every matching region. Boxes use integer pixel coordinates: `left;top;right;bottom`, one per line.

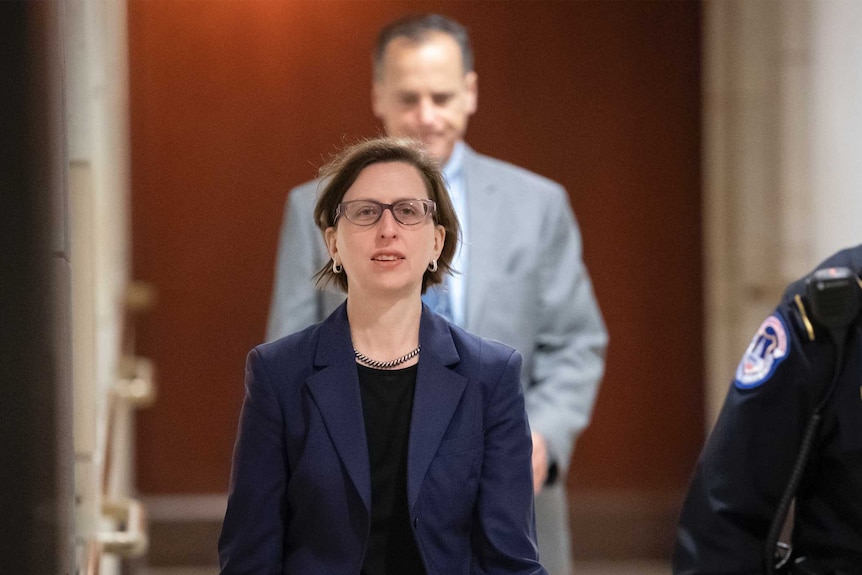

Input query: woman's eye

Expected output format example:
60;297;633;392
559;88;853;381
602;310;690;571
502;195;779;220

396;204;418;216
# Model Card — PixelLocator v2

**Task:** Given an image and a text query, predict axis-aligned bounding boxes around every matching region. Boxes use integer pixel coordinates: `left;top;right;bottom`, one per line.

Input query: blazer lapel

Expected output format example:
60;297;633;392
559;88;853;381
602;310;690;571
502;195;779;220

463;146;501;331
305;304;372;512
407;307;468;513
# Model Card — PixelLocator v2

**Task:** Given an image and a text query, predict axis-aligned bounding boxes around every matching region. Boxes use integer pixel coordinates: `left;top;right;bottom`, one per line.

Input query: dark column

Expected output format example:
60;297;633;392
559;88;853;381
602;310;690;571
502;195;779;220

0;1;74;573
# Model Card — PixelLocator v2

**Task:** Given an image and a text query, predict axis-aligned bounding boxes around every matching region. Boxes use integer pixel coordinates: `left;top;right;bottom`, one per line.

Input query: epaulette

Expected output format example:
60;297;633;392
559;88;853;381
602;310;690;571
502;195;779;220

782;277;816;342
792;293;816;342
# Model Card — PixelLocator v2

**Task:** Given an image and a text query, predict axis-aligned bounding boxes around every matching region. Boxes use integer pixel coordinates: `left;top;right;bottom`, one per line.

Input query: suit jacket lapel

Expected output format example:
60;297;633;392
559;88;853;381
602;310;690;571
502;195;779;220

463;146;500;331
407;307;468;513
305;304;372;512
302;304;470;516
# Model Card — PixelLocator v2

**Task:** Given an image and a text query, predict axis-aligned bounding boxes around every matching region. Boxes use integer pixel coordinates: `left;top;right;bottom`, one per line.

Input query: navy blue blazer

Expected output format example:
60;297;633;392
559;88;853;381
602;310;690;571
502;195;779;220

219;303;546;575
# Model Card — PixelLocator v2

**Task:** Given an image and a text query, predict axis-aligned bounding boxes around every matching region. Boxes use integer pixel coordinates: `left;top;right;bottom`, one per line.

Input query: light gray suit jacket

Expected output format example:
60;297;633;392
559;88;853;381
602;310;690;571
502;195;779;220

265;144;607;573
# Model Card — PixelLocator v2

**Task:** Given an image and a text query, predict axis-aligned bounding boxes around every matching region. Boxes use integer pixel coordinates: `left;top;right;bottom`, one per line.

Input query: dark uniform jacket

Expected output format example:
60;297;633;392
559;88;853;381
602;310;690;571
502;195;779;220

674;244;862;574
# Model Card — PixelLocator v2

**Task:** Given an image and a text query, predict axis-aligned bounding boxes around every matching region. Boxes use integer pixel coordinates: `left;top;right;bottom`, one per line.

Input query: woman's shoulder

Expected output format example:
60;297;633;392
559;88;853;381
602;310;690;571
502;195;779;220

252;321;322;370
256;303;346;361
448;323;521;378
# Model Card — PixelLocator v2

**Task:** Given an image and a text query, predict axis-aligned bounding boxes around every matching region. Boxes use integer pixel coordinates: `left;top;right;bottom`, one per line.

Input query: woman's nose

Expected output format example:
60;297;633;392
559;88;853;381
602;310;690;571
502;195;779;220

377;208;398;236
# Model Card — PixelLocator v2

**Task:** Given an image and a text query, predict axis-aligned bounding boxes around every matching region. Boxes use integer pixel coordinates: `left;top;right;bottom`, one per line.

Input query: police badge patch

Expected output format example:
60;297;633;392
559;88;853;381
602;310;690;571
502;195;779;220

734;314;790;389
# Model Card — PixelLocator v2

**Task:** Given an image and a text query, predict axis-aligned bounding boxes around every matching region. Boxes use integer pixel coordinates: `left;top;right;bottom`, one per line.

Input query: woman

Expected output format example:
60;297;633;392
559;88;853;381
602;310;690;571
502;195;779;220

219;137;546;575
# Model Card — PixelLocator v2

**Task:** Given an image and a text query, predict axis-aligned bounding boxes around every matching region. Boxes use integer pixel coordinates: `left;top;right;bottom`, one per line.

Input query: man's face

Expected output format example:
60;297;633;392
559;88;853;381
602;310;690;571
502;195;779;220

372;32;477;163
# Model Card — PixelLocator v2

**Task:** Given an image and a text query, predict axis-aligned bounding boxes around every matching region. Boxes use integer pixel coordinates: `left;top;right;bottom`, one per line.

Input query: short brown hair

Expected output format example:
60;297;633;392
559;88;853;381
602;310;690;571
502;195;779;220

313;137;460;293
373;14;474;82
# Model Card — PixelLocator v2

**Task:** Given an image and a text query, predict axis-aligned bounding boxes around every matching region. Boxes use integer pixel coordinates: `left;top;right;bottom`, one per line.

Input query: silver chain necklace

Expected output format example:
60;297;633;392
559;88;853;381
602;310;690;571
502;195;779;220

354;345;421;369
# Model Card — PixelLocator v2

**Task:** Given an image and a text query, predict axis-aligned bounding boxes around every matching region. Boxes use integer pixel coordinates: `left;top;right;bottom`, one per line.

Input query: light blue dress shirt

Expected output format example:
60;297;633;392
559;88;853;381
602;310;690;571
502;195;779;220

438;141;467;326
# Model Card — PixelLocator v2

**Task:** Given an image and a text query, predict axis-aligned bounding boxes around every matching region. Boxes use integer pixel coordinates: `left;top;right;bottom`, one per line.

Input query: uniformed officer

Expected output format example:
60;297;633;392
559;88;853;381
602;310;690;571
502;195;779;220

674;244;862;575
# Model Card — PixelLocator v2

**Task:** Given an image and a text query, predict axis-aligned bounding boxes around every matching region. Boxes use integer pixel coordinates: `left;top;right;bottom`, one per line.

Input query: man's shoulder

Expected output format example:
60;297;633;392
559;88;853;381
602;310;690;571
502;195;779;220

286;177;324;206
820;243;862;270
781;243;862;302
466;147;564;194
774;243;862;351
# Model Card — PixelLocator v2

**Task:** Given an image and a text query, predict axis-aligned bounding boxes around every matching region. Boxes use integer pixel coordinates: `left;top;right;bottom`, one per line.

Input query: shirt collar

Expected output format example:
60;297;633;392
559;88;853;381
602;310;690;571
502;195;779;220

442;141;466;185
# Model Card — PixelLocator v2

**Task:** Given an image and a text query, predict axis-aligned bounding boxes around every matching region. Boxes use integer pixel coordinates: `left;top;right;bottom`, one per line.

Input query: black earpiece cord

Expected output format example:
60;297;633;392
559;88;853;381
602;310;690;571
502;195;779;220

764;329;847;575
765;266;860;574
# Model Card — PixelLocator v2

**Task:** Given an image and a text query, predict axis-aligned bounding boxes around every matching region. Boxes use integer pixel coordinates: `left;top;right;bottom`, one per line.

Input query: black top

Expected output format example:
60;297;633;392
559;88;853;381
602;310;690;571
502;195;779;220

357;363;426;575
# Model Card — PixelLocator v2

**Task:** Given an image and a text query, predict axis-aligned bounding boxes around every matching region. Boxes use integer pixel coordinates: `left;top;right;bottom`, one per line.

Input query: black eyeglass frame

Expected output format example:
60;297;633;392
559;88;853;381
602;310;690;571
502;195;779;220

334;199;437;227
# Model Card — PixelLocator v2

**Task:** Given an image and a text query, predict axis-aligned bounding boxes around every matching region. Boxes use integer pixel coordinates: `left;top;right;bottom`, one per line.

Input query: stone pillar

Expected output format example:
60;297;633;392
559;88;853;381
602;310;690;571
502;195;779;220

703;0;818;424
810;0;862;260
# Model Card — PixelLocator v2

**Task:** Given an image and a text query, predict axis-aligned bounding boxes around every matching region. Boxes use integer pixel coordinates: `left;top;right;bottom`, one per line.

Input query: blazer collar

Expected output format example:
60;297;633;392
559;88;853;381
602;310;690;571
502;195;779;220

305;302;469;515
409;305;468;512
306;303;371;510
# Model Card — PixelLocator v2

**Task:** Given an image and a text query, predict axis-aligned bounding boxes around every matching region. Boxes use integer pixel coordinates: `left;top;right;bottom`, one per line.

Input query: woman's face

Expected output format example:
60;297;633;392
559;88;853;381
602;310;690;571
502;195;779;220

325;161;445;299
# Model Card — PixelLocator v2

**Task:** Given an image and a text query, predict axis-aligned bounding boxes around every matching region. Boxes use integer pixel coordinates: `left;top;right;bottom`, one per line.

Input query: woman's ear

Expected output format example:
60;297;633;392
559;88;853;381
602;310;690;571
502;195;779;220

324;227;338;258
434;225;446;259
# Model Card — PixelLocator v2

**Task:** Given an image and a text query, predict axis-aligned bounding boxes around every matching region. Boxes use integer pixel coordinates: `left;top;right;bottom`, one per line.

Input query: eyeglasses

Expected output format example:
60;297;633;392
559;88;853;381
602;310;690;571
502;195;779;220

335;199;436;226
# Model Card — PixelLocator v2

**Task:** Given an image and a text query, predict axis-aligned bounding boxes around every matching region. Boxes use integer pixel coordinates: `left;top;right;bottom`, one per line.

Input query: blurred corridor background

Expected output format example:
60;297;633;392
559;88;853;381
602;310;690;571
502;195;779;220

3;1;862;574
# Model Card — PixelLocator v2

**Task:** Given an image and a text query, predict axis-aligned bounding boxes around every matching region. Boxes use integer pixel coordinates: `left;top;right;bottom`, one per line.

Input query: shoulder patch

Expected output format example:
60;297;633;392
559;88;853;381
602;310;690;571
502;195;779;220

734;314;790;389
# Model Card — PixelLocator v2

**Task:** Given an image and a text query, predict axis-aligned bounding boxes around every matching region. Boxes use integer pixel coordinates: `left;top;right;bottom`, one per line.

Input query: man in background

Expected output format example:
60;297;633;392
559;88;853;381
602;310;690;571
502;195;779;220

266;14;607;573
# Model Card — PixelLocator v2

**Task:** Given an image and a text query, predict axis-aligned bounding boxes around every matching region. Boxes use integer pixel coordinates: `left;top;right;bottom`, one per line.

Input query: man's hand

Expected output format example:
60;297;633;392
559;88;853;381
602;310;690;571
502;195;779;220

531;431;549;494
